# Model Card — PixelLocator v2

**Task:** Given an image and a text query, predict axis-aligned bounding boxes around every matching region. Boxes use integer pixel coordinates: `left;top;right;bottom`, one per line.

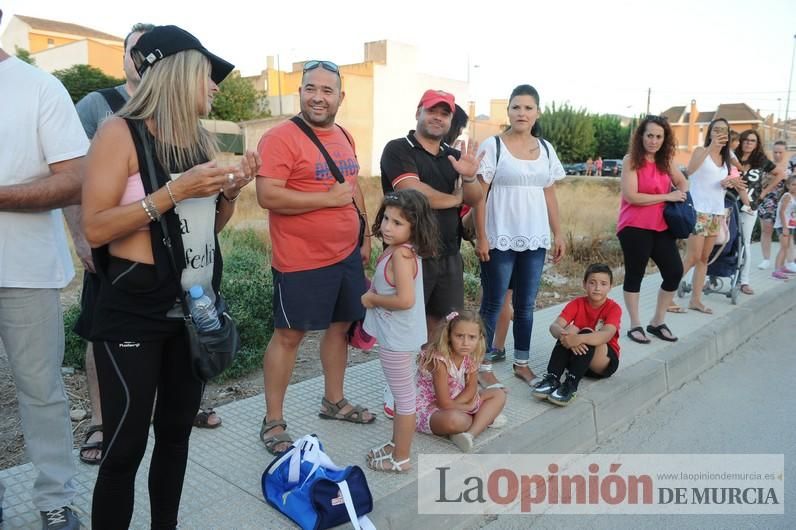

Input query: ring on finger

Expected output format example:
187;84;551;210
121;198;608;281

227;173;235;183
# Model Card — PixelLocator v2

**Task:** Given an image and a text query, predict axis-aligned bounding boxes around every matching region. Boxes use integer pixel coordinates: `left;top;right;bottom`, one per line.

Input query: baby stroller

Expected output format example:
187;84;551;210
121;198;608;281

677;196;746;305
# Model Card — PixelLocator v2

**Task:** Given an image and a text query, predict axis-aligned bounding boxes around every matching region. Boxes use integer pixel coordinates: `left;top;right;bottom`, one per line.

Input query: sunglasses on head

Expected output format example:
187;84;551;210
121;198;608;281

384;193;400;203
303;60;340;75
645;114;668;123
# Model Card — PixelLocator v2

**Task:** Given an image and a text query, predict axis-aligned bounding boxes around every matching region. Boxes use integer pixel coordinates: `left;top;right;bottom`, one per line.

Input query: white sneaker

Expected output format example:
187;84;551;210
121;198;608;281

757;259;771;270
786;262;796;273
382;385;394;419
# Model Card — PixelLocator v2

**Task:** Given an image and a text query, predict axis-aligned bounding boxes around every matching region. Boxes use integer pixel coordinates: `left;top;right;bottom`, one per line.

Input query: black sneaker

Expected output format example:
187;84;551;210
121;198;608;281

40;506;80;530
548;375;578;406
531;373;560;399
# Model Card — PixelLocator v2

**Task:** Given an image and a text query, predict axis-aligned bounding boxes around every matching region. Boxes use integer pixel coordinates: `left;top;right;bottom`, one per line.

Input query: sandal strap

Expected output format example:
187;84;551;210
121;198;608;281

261;418;287;435
478;363;494;372
513;360;529;366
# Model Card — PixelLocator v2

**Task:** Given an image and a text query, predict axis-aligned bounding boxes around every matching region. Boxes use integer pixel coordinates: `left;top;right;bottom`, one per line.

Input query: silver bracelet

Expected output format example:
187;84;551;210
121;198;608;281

141;199;156;222
144;194;161;221
165;181;179;208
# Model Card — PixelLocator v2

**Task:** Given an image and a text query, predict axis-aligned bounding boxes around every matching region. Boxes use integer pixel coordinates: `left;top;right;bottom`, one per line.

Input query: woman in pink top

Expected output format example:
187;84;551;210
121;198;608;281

617;115;688;344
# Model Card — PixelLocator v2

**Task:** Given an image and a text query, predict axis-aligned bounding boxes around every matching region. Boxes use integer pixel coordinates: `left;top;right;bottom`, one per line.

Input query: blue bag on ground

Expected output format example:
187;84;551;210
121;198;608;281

664;191;697;239
262;434;375;530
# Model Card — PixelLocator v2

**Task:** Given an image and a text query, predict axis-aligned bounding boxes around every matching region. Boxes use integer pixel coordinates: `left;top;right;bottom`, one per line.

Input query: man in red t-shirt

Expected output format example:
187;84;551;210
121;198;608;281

255;60;374;455
531;263;622;406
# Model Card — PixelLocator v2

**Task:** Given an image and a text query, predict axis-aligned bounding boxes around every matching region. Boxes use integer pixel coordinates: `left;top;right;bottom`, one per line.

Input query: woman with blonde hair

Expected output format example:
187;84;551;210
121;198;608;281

82;25;260;528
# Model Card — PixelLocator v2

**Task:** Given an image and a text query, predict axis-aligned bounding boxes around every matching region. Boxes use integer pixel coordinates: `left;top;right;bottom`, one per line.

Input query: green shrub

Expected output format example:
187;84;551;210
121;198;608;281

63;304;86;369
218;228;273;380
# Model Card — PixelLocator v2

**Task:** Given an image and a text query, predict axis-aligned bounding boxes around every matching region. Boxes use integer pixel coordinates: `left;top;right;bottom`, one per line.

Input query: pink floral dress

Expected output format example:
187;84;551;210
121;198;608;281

415;353;482;434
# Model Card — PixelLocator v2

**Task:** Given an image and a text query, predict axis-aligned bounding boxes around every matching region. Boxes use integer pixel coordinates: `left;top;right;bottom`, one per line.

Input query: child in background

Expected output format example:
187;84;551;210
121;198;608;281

772;175;796;280
362;189;438;473
532;263;622;406
416;311;506;452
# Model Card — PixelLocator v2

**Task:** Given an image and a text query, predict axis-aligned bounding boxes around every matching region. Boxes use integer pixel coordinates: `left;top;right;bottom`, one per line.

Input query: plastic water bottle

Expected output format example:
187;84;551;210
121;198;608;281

188;285;221;331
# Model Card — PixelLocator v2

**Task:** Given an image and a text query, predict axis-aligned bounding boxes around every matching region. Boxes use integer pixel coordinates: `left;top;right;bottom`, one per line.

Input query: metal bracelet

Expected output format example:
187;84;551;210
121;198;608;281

140;199;156;222
165;181;179;208
144;194;161;221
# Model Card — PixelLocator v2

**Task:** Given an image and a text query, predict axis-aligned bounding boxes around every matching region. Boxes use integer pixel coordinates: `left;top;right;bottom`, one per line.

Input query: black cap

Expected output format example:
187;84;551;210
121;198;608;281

131;25;234;84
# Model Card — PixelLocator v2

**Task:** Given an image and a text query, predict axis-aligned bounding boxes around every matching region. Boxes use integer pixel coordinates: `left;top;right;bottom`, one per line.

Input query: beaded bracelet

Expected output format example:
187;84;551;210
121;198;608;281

144;194;161;221
141;199;156;222
165;181;179;208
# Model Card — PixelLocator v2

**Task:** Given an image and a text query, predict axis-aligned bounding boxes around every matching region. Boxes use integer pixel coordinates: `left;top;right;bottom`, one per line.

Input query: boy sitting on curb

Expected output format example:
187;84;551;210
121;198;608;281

531;263;622;406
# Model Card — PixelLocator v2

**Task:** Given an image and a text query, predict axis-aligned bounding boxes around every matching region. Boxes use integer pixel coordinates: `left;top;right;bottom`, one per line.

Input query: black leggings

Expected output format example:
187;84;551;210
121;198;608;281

618;227;683;293
547;336;619;389
92;334;203;530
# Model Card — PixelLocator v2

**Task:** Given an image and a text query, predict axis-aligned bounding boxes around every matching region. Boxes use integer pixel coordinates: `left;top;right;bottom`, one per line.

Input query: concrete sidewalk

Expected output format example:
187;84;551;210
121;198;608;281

1;243;794;529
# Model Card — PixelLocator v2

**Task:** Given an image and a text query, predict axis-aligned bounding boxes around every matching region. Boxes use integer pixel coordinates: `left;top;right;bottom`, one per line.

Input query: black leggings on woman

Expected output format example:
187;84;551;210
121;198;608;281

618;227;683;293
92;334;203;529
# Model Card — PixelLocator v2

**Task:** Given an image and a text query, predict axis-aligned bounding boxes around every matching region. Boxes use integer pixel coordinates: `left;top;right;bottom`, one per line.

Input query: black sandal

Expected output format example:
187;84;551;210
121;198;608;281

79;424;103;465
646;323;678;342
626;326;651;344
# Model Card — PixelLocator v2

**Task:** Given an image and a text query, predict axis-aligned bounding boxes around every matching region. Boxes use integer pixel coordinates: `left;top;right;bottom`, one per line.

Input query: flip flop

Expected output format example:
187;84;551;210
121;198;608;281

626;326;651;344
666;304;687;314
193;408;222;429
688;304;713;315
646;323;678;342
79;425;103;465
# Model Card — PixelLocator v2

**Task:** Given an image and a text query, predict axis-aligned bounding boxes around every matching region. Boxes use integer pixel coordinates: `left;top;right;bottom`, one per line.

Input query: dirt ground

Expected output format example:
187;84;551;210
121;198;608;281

0;267;595;471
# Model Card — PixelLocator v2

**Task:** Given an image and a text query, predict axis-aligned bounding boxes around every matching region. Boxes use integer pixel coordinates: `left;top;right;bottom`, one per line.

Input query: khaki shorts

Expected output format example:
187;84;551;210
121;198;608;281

693;212;723;237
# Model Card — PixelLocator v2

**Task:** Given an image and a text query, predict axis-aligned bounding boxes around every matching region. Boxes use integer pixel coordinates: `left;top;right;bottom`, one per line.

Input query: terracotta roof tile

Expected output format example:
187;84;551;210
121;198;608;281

715;103;762;122
16;15;122;42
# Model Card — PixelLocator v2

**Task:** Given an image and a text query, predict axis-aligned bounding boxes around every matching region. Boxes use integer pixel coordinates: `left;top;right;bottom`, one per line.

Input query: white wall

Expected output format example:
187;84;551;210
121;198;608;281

32;40;88;73
0;17;30;54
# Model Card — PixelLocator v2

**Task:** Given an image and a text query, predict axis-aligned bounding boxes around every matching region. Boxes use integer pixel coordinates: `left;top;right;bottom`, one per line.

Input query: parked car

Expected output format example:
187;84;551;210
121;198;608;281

601;159;623;176
563;162;587;175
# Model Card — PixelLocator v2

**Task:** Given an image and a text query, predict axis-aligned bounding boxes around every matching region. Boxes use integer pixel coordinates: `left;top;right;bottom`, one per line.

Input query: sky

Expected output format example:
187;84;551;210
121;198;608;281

2;0;795;119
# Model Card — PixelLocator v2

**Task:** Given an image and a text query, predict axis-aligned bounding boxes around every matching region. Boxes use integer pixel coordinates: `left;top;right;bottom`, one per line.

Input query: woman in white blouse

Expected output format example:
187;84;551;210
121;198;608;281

474;84;566;388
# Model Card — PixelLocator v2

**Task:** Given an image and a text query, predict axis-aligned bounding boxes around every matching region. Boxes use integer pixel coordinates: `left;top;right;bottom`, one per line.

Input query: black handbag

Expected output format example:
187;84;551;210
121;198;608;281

663;190;697;239
290;116;365;247
134;122;240;382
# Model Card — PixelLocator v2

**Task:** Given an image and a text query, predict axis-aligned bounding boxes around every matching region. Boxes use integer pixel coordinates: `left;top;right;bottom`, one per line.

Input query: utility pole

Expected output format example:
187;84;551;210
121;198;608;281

646;88;651;115
784;34;796;144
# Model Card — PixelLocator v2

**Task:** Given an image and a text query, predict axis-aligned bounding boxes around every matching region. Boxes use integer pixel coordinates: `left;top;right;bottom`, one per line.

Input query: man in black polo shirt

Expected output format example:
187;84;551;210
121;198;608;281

380;89;483;336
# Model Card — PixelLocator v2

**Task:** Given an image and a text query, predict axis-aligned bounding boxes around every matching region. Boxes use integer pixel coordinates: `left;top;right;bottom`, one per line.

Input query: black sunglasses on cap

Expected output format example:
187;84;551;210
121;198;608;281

303;60;340;75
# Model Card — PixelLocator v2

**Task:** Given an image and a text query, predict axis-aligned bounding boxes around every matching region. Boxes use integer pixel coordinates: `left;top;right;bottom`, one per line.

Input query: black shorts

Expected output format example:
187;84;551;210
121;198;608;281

272;248;366;330
585;345;620;379
73;271;100;339
422;253;464;318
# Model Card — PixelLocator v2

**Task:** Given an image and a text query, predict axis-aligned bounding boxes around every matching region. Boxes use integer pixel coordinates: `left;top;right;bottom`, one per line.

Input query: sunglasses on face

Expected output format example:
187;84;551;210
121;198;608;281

303;60;340;75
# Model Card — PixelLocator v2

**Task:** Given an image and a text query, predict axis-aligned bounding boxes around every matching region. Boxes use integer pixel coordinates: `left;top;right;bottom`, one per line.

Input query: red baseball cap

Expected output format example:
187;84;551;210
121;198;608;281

418;89;455;113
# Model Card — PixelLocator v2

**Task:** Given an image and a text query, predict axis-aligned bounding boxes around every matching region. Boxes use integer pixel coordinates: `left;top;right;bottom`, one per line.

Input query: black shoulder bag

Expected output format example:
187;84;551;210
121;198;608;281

133;122;240;382
289;116;365;247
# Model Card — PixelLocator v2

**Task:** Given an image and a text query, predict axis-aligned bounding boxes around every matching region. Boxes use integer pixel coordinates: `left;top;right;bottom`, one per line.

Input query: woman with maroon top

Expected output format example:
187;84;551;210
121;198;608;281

617;115;688;344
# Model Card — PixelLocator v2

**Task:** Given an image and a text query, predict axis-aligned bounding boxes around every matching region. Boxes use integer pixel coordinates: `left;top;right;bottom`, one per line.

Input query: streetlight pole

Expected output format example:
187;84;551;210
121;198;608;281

783;33;796;144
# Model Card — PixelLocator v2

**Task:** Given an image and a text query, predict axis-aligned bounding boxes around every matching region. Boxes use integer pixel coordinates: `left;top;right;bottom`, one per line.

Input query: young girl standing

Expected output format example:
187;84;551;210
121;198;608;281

773;175;796;280
362;189;438;473
416;311;507;453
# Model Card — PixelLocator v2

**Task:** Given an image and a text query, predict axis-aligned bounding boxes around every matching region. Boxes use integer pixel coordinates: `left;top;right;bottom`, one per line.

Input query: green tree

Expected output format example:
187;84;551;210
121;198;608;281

209;72;268;122
538;102;595;163
592;114;630;159
15;47;36;65
52;64;124;103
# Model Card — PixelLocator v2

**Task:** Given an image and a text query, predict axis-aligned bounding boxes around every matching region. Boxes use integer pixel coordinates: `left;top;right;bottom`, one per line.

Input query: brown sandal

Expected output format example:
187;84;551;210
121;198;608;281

318;397;375;424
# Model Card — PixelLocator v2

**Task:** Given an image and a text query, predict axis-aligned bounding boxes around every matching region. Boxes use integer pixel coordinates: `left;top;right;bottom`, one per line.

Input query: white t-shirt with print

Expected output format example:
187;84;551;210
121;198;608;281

0;57;89;288
477;136;566;251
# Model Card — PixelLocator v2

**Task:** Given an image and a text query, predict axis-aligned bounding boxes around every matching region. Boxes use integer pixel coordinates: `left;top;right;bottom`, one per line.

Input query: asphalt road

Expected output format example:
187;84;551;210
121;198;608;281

479;308;795;530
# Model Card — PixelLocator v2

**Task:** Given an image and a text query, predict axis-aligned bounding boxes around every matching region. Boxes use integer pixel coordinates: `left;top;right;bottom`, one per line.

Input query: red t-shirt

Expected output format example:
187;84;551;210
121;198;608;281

558;296;622;356
257;120;360;272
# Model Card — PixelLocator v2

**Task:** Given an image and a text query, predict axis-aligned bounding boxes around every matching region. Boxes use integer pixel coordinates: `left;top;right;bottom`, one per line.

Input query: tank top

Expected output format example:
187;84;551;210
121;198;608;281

774;192;796;230
363;244;426;352
617;160;671;233
689;154;728;215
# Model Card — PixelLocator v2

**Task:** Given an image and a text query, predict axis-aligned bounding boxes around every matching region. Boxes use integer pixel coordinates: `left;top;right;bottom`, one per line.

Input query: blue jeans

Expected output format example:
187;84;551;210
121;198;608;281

479;248;546;361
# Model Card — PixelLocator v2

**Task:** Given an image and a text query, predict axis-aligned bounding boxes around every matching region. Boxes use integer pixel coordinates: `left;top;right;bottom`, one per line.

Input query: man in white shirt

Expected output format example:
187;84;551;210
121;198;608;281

0;9;86;529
